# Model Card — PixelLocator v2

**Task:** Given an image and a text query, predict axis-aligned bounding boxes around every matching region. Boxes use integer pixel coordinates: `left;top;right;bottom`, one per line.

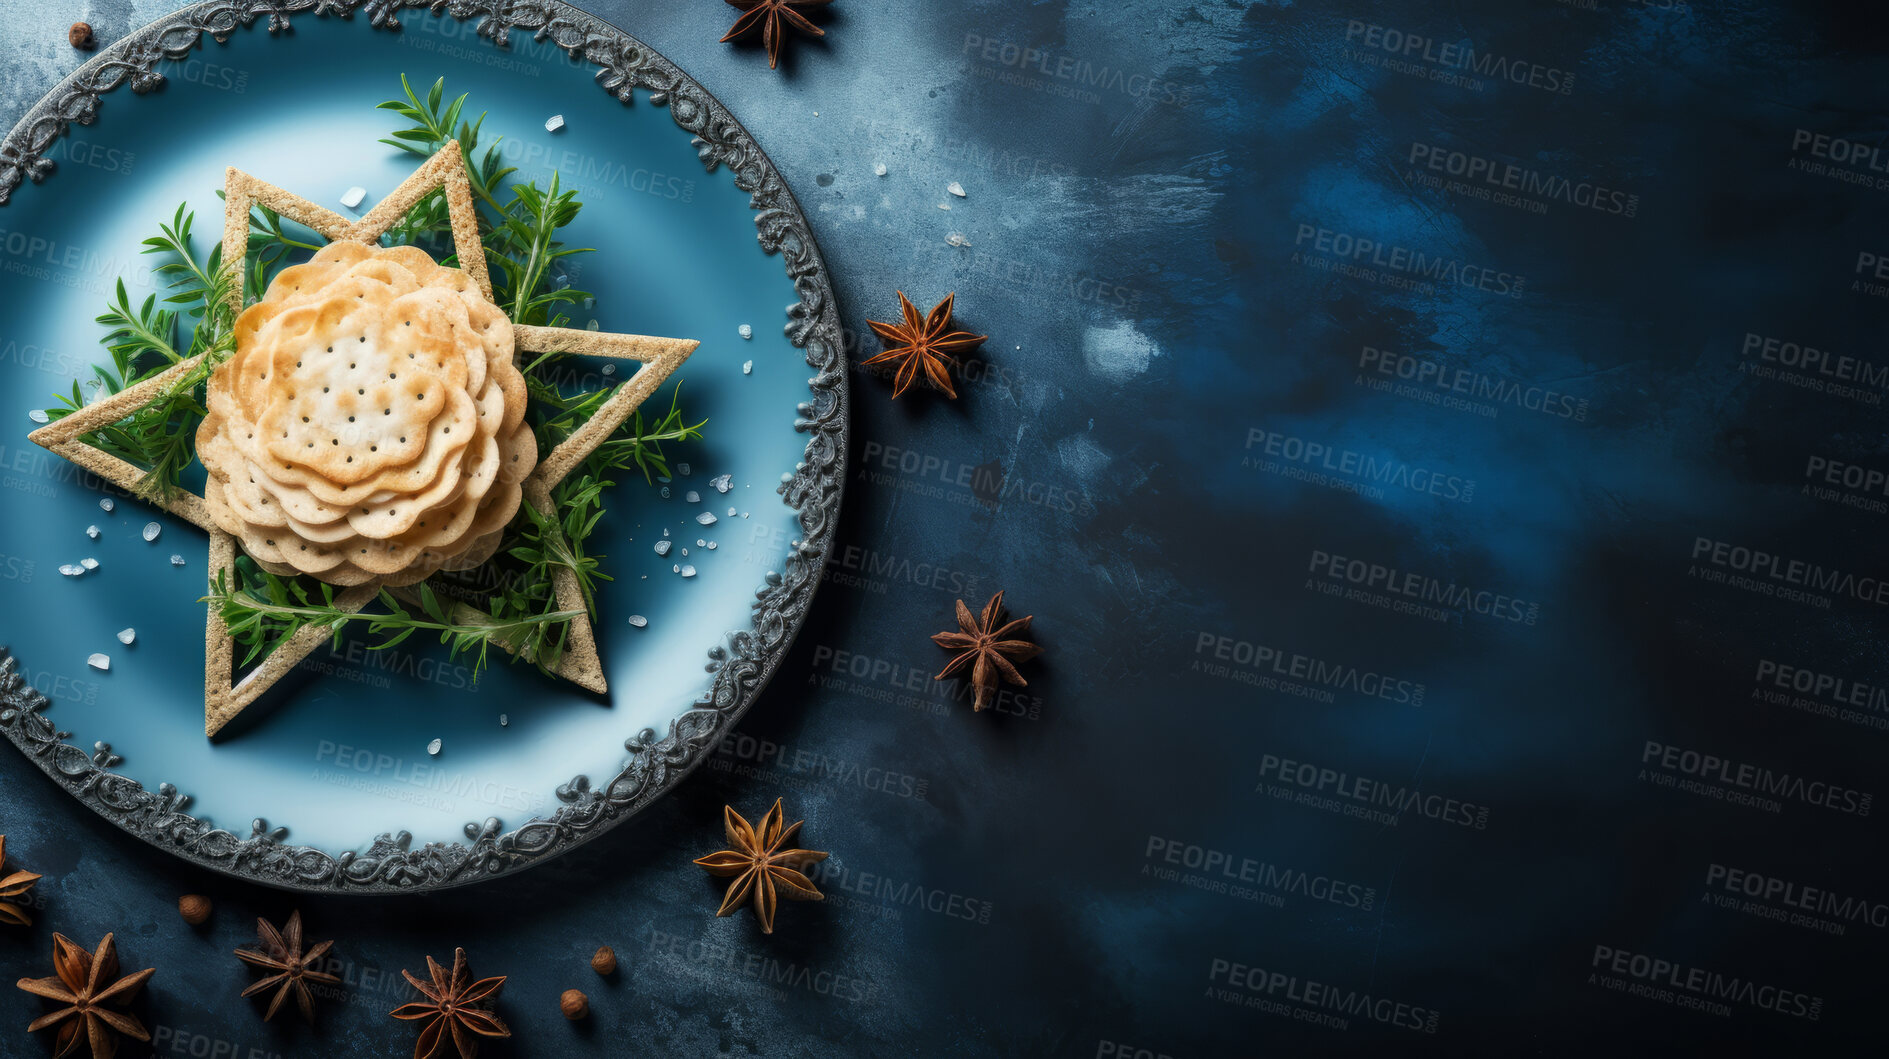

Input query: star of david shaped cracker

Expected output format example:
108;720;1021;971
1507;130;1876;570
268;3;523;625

28;142;697;736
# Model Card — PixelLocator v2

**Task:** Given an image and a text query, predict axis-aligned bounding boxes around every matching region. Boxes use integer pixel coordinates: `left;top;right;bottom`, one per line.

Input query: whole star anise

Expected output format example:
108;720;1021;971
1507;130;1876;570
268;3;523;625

390;948;510;1059
721;0;831;70
862;291;987;399
234;911;341;1023
693;799;827;933
0;835;42;926
16;933;155;1059
933;590;1042;711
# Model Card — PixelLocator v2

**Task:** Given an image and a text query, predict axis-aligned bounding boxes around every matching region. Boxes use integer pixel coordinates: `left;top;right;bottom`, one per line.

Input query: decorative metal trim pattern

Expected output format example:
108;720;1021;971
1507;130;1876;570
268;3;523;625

0;0;847;892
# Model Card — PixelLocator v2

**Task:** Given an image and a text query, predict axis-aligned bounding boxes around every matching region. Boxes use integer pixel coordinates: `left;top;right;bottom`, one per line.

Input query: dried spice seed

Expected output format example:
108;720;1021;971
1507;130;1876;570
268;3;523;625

69;22;95;49
933;590;1042;711
234;911;342;1022
861;292;987;399
390;949;510;1059
591;946;617;975
177;894;212;926
0;837;43;927
694;799;827;933
17;933;155;1058
719;0;832;69
560;989;588;1020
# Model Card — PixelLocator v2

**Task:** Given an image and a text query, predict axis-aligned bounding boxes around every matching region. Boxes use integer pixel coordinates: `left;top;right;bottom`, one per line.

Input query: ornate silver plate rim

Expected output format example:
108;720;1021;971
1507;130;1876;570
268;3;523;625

0;0;848;893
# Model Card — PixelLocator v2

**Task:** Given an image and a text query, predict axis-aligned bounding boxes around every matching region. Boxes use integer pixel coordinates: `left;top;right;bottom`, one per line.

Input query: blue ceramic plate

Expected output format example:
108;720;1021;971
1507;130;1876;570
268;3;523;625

0;0;845;892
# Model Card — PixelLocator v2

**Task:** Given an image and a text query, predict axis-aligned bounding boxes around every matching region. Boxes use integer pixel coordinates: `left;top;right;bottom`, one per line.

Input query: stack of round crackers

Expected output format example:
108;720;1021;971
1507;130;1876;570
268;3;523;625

197;241;537;586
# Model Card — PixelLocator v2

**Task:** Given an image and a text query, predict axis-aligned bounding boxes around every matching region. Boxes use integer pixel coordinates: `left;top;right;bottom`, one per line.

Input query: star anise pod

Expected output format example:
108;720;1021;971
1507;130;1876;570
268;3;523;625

721;0;831;70
16;933;154;1059
234;911;341;1023
861;291;987;399
0;835;43;926
389;948;510;1059
693;799;827;933
933;590;1042;711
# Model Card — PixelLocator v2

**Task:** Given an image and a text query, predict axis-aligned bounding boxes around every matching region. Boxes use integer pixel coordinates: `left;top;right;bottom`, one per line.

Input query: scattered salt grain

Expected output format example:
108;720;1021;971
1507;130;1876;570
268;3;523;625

545;114;566;133
678;463;691;476
680;548;688;557
340;186;367;209
672;564;680;573
99;498;115;512
87;653;110;671
696;512;718;526
710;474;732;493
142;522;160;542
27;409;48;424
742;360;753;375
85;525;99;539
654;540;672;556
80;557;98;570
660;487;670;499
685;490;700;503
170;554;185;567
628;615;648;628
117;628;135;645
695;539;706;547
59;564;83;577
706;541;718;550
727;507;737;517
680;565;696;578
738;324;753;340
938;202;952;210
602;363;616;376
874;162;887;177
946;232;972;248
500;714;509;727
427;738;442;756
947;181;966;198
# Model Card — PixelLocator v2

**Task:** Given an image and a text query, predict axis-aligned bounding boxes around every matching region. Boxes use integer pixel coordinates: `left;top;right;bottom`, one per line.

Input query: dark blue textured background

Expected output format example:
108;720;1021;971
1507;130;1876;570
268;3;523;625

3;0;1887;1055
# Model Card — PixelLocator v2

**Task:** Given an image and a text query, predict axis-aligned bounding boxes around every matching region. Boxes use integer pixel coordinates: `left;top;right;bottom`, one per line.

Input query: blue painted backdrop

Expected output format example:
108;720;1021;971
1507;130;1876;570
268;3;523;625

2;0;1885;1055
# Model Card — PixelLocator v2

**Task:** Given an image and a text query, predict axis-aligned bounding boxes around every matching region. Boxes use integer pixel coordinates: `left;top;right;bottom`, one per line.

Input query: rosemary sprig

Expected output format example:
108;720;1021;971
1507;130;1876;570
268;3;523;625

205;565;582;675
44;210;239;500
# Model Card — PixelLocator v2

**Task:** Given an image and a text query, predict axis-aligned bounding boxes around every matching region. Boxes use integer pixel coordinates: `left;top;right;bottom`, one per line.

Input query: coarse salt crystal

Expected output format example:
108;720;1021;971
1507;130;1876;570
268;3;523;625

680;565;696;578
696;512;718;526
738;324;753;340
710;474;732;493
87;653;110;671
628;615;648;628
743;360;753;375
142;522;161;542
545;114;566;133
85;525;99;539
946;232;971;247
340;186;367;209
59;564;83;577
170;554;186;567
80;557;98;570
117;628;135;645
654;540;672;556
874;162;888;177
27;409;48;424
427;738;442;755
948;181;966;197
685;491;700;503
99;498;115;512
